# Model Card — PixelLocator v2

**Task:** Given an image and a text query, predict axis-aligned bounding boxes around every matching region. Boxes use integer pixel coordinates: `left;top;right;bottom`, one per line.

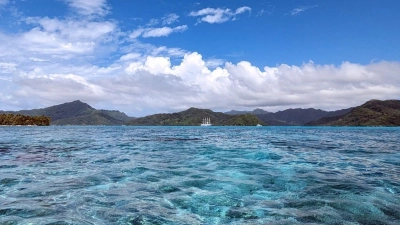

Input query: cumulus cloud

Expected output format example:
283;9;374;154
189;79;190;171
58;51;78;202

2;49;400;115
65;0;110;17
291;5;318;16
189;6;251;24
130;25;188;38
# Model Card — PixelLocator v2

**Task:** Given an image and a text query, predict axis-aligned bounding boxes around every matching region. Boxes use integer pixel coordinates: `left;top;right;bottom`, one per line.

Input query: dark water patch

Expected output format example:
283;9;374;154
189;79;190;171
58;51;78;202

225;207;259;220
0;178;19;187
17;189;63;198
249;152;283;161
327;200;387;223
270;141;287;146
159;185;181;193
284;199;327;209
122;167;149;175
106;173;126;183
0;164;18;169
182;179;215;189
118;158;131;163
236;183;262;195
306;182;372;197
296;215;324;223
60;176;105;189
0;146;12;154
44;221;72;225
82;196;116;207
155;137;201;142
144;175;161;182
0;208;58;218
379;204;400;220
261;176;288;192
44;169;79;176
0;220;18;225
128;215;173;225
93;158;115;164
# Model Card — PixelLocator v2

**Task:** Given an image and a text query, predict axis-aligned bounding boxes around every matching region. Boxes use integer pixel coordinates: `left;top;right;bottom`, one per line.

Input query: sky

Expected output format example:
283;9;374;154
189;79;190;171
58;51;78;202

0;0;399;116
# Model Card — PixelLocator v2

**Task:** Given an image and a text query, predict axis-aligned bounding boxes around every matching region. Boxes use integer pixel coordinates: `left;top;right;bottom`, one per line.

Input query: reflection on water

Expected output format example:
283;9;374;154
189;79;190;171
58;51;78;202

0;126;399;224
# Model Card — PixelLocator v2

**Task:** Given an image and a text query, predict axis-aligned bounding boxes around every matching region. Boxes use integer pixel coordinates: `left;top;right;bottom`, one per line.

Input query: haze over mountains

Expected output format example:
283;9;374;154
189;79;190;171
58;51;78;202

1;99;399;126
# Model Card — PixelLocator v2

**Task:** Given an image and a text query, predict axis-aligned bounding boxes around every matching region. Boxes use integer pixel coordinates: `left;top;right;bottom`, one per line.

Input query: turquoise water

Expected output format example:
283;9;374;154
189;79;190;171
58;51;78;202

0;126;399;225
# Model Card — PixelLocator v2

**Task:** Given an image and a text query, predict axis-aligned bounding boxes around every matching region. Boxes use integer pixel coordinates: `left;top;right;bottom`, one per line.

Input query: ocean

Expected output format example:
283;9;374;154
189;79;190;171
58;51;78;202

0;126;399;224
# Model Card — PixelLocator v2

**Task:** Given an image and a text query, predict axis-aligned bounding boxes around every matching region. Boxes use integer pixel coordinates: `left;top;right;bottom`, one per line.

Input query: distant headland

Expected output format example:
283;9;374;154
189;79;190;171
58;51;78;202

1;99;399;126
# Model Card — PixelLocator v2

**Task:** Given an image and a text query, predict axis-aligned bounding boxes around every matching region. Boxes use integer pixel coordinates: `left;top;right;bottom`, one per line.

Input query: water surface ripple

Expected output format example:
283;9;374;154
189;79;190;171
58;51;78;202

0;126;399;224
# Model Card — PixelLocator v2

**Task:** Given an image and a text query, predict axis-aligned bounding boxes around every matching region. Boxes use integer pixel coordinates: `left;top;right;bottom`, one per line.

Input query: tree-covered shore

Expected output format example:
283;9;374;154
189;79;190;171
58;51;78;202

0;114;51;126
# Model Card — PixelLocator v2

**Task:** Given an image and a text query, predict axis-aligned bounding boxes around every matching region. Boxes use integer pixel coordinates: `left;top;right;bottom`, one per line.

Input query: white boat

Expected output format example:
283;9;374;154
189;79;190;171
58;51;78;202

256;124;262;127
201;117;212;126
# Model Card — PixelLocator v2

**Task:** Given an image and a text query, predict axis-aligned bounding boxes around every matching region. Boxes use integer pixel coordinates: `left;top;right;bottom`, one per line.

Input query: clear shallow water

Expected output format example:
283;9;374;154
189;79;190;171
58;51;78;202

0;126;399;225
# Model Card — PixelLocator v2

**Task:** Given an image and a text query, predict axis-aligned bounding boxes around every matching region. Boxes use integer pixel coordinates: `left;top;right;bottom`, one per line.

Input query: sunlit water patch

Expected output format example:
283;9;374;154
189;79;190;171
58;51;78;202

0;126;399;224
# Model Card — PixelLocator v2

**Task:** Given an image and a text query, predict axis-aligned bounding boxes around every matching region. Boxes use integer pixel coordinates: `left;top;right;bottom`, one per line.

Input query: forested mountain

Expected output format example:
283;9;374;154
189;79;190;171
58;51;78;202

226;107;352;125
308;99;400;126
1;99;398;126
126;107;264;126
0;100;131;125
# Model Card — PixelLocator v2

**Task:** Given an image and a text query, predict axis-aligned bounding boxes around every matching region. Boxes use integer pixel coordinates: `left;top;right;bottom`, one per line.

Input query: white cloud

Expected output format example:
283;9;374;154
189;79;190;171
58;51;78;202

15;73;107;103
66;0;110;17
189;6;251;24
29;57;51;62
2;48;400;116
0;17;118;61
129;28;145;39
143;25;187;37
162;13;179;25
146;18;159;26
119;53;142;61
235;6;251;15
130;25;188;38
291;5;318;16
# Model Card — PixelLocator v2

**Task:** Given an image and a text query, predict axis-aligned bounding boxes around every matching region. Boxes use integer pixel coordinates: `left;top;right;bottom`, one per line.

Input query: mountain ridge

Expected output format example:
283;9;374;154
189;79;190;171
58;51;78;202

0;100;131;125
125;107;264;126
308;99;400;126
1;99;399;126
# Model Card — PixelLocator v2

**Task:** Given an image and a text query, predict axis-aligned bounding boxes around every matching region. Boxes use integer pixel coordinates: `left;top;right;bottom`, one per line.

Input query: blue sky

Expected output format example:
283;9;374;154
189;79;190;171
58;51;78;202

0;0;399;116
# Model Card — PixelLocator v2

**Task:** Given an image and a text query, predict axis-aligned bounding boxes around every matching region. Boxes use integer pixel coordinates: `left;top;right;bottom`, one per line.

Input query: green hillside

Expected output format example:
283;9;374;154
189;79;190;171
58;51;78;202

308;99;400;126
126;108;264;126
1;100;131;125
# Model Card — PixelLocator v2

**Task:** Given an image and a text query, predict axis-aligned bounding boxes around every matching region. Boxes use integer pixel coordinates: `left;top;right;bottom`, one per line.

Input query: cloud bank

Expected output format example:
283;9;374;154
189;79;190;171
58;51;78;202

2;47;400;115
